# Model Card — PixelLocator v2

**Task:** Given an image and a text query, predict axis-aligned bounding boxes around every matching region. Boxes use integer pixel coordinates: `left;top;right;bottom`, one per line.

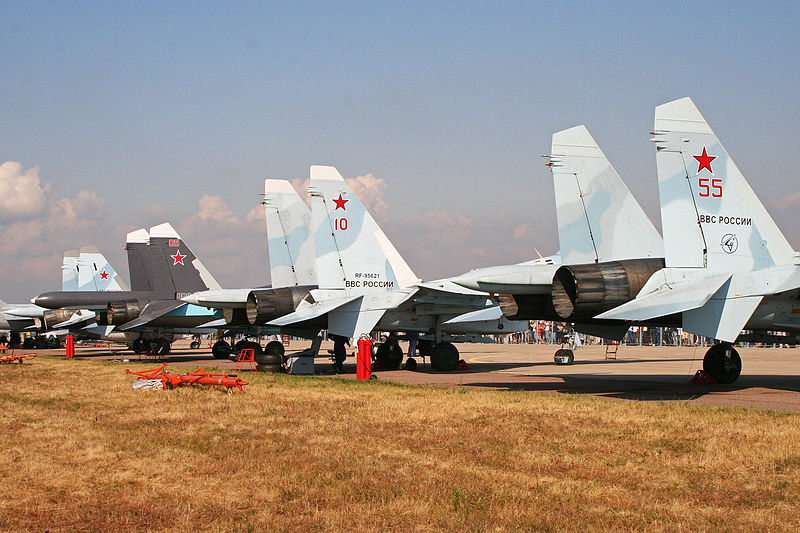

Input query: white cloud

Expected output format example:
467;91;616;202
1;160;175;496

0;161;47;221
195;194;242;225
347;174;388;217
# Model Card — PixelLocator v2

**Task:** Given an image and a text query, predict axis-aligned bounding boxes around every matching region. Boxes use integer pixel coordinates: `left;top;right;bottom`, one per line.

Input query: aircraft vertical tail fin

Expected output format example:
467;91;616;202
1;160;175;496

126;228;152;292
77;246;128;291
653;97;795;271
264;179;316;288
309;165;420;294
62;250;80;291
549;125;663;264
146;223;222;297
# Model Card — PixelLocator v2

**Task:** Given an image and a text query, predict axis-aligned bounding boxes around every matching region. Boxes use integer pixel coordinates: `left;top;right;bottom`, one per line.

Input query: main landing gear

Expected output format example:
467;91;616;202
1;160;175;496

131;337;171;356
703;342;742;384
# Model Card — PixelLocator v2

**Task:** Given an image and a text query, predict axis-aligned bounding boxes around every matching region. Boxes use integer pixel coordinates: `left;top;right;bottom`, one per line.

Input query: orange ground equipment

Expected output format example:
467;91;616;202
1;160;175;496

0;353;37;364
356;335;372;380
126;364;249;391
234;348;256;372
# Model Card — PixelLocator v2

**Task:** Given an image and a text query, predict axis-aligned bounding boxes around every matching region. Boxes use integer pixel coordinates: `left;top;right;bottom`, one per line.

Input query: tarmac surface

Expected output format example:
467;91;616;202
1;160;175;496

20;338;800;413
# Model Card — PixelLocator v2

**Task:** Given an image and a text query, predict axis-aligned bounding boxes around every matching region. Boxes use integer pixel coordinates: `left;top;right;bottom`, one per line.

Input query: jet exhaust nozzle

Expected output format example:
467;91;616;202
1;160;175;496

551;259;664;320
245;286;313;325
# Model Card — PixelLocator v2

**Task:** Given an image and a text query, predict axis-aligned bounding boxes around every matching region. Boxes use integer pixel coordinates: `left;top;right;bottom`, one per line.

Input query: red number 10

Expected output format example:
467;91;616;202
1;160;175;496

335;218;348;230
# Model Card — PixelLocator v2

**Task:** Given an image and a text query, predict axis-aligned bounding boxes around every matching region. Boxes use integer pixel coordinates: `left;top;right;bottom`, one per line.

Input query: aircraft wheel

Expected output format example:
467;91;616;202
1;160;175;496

34;336;49;349
212;340;231;359
376;341;403;369
404;357;418;371
257;363;283;373
153;338;171;356
22;337;35;349
256;353;283;365
430;342;459;371
417;340;433;357
190;340;201;350
703;343;741;384
264;340;285;357
554;349;574;365
131;338;145;354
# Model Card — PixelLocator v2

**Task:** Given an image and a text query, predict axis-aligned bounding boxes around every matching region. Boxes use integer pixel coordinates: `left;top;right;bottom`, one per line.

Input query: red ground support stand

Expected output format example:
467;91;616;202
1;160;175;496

604;341;619;360
690;370;718;384
357;336;372;380
65;336;74;359
234;348;256;372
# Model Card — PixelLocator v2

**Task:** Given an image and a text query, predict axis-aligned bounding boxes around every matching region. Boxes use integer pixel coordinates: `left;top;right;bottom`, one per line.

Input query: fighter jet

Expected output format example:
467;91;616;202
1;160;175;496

593;97;800;382
452;124;665;341
34;223;222;354
256;166;528;370
180;179;320;358
1;246;129;344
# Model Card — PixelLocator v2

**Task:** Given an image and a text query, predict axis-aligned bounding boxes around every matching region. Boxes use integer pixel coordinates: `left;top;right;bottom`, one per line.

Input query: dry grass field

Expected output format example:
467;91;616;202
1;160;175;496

1;356;799;532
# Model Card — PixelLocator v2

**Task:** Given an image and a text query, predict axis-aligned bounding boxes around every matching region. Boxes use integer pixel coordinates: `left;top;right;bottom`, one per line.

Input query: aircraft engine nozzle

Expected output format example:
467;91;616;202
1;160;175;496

246;286;313;325
551;259;664;320
223;308;249;326
106;301;141;326
43;309;76;330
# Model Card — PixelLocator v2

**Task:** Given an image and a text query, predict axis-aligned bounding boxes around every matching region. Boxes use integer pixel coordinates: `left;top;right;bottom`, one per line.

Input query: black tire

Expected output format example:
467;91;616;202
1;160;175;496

703;343;742;384
264;340;285;357
190;340;201;350
131;338;145;354
256;353;283;365
257;363;283;373
47;336;60;349
153;338;171;356
376;341;403;369
34;336;48;349
554;348;574;365
430;342;459;371
404;357;418;371
212;340;231;359
417;340;433;357
22;337;34;349
234;340;249;352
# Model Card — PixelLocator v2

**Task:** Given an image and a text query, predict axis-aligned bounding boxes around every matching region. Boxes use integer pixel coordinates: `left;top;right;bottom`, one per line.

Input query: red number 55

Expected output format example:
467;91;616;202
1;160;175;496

699;178;723;198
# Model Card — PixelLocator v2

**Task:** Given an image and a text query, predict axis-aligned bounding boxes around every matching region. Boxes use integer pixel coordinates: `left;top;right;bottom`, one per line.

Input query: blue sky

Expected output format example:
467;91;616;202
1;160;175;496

2;2;799;301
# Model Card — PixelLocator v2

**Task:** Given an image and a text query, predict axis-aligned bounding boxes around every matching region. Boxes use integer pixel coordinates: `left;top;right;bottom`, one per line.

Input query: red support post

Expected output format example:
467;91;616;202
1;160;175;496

356;336;372;380
65;336;74;359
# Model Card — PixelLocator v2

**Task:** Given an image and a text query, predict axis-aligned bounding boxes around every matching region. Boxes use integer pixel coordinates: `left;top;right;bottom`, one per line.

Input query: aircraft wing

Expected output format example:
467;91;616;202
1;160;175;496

118;300;187;330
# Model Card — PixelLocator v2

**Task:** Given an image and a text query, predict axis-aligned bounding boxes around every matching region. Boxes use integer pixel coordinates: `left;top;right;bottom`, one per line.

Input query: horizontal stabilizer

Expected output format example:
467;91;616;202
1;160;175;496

51;310;96;329
595;272;731;321
443;306;502;324
268;294;361;327
118;300;186;330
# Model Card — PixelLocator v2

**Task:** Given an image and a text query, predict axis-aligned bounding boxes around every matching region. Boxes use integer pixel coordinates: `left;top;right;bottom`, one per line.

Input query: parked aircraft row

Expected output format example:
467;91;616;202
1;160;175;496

3;97;797;383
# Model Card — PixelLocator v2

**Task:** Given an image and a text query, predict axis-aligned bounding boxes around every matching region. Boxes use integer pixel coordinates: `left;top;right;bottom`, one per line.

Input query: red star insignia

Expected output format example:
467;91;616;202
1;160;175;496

171;250;186;266
333;193;348;210
99;271;109;280
693;147;716;175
